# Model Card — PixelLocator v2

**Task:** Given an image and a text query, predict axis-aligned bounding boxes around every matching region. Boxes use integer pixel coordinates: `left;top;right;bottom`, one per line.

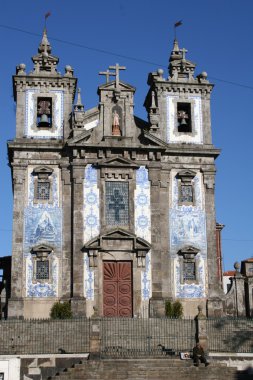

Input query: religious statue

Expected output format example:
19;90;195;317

112;110;121;136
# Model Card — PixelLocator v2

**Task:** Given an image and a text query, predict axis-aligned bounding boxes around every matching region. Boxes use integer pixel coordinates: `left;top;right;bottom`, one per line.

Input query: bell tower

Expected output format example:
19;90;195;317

144;39;222;316
8;29;77;318
13;28;76;140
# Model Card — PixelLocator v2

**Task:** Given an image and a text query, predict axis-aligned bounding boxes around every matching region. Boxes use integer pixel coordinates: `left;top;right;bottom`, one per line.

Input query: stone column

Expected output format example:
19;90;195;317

60;163;72;299
195;305;208;351
148;164;164;316
90;318;101;358
8;165;26;318
160;169;171;299
71;165;86;316
204;170;223;316
233;263;246;317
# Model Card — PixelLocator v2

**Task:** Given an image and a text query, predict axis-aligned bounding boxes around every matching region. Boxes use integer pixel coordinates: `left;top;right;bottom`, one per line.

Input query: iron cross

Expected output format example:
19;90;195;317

109;63;126;88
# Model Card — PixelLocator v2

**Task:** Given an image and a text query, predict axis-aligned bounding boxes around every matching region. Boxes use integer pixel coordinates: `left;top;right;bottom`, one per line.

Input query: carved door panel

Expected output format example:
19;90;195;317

103;261;132;317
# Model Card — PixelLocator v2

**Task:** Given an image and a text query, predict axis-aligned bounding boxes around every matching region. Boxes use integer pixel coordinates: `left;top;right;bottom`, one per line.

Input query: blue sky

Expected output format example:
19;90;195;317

0;0;253;272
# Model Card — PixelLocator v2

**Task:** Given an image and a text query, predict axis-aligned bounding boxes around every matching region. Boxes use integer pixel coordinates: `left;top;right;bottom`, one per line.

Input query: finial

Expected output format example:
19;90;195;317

173;39;180;52
74;88;84;112
38;28;51;54
77;88;82;106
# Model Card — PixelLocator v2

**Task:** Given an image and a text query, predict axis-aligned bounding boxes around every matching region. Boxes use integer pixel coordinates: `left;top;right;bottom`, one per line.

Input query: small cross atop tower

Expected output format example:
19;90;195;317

180;48;188;61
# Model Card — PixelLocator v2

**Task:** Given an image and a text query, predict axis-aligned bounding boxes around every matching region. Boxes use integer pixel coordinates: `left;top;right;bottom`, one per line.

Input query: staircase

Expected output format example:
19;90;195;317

47;358;250;380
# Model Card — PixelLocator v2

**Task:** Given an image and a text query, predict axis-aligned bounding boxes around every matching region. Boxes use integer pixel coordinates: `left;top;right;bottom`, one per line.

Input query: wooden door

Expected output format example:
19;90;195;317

103;261;132;317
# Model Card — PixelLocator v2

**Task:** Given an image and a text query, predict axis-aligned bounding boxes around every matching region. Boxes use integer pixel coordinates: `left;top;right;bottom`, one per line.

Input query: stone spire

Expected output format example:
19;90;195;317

74;88;84;112
31;28;59;75
73;88;85;128
38;28;52;54
168;39;196;82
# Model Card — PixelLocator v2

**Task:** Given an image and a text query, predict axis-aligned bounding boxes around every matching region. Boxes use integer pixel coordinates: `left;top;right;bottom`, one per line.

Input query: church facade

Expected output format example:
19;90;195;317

7;30;222;319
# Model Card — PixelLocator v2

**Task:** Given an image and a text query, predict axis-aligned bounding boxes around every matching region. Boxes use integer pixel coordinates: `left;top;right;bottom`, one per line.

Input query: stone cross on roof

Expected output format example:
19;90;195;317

99;63;126;87
99;69;116;84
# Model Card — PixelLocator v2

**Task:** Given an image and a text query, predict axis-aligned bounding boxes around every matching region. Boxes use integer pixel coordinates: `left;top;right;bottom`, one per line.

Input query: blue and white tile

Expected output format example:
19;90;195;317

83;252;94;300
170;170;207;298
166;94;203;144
174;255;206;298
26;254;58;298
24;167;62;297
25;89;63;139
135;166;152;300
83;165;99;300
83;165;100;243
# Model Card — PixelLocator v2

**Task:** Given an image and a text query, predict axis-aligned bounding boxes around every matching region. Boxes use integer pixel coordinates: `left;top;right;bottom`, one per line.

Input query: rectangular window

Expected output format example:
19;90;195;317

36;260;49;280
105;182;129;226
183;260;196;281
37;181;50;200
180;185;193;203
177;102;191;133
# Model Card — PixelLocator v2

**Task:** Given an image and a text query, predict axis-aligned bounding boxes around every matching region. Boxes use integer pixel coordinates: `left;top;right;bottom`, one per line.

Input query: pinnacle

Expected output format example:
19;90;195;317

38;28;52;54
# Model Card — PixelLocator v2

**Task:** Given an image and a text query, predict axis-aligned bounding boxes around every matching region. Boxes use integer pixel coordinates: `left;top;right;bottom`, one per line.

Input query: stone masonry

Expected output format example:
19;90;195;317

7;29;223;318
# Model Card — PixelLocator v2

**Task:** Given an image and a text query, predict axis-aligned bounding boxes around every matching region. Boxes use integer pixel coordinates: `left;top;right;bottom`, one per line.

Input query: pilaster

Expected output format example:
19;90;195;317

60;163;72;299
71;165;86;316
8;164;26;318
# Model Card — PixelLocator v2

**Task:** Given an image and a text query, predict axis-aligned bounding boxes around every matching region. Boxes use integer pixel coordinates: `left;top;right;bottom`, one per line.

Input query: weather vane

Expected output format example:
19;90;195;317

44;11;51;29
174;20;182;40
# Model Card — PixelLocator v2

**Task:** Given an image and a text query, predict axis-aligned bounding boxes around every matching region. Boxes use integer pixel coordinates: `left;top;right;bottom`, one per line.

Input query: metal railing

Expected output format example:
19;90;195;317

0;318;91;355
207;318;253;353
1;316;252;356
100;317;195;358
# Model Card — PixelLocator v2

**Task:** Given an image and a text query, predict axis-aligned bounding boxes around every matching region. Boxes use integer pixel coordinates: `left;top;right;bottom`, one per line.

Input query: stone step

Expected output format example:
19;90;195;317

47;359;239;380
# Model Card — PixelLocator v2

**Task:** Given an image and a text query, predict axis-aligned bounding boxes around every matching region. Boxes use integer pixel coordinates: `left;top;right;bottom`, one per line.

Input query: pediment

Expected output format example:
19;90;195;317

178;246;200;255
31;244;54;253
142;131;168;148
177;169;196;180
99;80;135;92
33;166;53;175
68;129;93;145
83;228;151;252
95;156;139;169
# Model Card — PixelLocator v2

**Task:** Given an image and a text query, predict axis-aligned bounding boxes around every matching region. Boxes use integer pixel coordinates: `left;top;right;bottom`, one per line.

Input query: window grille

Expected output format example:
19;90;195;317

36;260;49;280
105;182;129;225
180;185;193;203
37;181;50;200
183;261;196;281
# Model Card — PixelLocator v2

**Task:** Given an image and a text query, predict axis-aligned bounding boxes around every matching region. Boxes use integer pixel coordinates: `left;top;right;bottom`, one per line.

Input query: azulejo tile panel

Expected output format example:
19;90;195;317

135;166;152;300
175;255;205;298
25;89;63;139
170;170;207;298
28;169;59;208
166;94;203;144
24;207;62;248
83;165;99;300
24;168;62;298
26;254;58;297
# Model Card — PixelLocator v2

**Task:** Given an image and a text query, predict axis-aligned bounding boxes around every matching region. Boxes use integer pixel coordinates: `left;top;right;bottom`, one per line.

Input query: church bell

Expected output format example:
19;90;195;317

39;114;50;127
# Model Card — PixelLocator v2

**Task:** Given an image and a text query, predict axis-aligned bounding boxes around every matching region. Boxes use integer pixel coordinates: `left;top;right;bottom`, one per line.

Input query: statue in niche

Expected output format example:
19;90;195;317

112;110;121;136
